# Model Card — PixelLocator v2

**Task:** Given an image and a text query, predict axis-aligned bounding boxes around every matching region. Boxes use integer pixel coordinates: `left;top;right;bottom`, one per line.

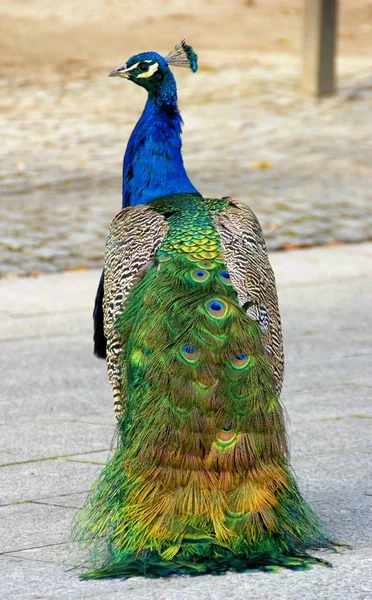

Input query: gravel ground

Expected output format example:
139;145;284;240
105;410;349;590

1;0;372;276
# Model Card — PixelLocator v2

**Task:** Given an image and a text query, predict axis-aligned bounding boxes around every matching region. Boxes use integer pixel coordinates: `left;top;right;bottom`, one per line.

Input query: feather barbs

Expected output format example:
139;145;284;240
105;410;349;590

165;40;198;72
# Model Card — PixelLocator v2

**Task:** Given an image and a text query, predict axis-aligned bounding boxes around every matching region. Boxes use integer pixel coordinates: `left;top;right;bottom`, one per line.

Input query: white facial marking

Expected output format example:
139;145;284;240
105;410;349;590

125;62;140;72
137;62;160;79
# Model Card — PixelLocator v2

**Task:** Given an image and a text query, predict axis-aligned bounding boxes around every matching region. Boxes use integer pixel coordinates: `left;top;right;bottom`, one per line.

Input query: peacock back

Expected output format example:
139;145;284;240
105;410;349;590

75;194;333;578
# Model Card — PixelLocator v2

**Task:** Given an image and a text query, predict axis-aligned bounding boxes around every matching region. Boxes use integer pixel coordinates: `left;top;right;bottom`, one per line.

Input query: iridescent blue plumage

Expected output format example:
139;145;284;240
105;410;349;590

115;51;200;207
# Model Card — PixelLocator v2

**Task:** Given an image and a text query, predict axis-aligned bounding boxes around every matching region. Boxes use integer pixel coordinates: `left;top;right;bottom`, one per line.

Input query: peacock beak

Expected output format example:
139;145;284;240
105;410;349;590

108;64;131;78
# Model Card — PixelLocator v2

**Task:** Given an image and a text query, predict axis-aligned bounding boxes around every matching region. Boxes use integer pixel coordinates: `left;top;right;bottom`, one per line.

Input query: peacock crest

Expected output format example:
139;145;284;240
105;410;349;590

165;39;198;72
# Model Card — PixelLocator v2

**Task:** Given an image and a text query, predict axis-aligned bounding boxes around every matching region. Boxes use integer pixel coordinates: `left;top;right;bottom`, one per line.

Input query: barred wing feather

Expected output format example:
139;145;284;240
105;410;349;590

103;205;167;416
215;199;284;395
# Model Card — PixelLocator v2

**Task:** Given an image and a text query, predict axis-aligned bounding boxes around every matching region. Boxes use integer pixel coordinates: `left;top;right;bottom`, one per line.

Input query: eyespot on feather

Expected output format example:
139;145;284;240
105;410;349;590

218;430;237;443
230;352;253;370
206;299;228;319
190;269;210;283
197;260;214;270
218;271;232;285
180;344;199;362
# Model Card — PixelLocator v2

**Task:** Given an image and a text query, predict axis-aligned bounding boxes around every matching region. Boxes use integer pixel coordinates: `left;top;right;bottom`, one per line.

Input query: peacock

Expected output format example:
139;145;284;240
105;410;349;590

75;41;334;578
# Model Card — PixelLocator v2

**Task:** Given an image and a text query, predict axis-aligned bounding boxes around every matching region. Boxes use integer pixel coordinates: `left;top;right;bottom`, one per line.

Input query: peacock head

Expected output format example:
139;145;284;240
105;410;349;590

108;40;198;93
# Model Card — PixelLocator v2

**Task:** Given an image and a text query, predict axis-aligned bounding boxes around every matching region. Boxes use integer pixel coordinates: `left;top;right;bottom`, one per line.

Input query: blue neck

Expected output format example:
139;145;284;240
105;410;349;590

122;71;200;207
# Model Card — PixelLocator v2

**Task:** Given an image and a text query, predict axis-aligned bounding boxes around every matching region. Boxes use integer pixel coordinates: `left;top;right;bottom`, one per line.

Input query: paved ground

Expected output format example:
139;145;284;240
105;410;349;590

1;243;371;599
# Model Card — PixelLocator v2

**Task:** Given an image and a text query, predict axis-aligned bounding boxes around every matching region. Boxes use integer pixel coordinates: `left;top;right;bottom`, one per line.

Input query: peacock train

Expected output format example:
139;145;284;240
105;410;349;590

74;41;334;579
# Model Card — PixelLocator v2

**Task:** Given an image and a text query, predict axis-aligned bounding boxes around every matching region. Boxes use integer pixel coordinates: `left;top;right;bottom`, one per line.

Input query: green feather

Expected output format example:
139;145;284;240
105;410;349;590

74;196;335;578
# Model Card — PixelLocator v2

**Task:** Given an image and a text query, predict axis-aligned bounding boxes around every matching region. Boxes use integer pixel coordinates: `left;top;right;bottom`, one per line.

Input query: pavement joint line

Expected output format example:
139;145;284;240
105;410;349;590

0;308;91;319
61;419;115;427
0;499;34;508
3;553;75;567
0;490;90;507
286;351;372;366
2;424;113;430
286;353;372;367
0;499;79;509
36;490;90;500
63;459;107;465
1;332;91;344
284;382;372;396
0;448;111;468
1;417;112;427
278;332;372;343
289;326;372;335
284;382;372;395
0;541;72;556
292;414;372;424
277;274;371;290
30;500;79;509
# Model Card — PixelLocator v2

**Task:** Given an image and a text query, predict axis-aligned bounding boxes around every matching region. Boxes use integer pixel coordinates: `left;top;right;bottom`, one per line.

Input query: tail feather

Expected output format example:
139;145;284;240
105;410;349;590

81;547;332;580
75;251;334;577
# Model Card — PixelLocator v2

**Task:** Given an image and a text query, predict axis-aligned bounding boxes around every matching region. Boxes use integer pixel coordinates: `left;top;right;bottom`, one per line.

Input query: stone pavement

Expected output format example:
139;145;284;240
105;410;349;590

1;243;371;600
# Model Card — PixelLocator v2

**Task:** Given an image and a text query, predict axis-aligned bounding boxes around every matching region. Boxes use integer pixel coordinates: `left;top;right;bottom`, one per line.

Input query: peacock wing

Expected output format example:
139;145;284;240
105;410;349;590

103;205;168;417
214;198;284;396
93;270;106;359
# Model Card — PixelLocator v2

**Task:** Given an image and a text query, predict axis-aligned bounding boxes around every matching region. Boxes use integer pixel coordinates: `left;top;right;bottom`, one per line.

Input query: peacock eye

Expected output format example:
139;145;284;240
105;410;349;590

138;63;149;72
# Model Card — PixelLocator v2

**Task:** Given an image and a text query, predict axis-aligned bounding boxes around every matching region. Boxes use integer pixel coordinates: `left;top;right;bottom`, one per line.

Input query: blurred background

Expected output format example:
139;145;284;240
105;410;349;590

1;0;372;277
